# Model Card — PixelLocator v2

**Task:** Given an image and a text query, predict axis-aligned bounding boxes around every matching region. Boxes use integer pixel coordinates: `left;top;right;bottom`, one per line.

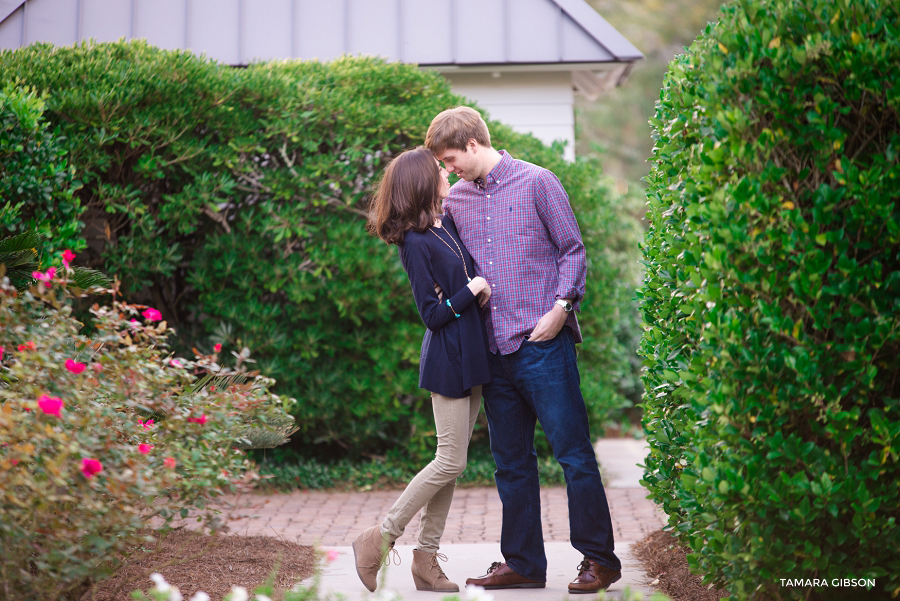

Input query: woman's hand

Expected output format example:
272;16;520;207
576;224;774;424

467;277;492;307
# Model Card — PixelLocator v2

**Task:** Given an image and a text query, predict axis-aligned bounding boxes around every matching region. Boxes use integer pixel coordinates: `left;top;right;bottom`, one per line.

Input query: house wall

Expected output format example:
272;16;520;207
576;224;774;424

443;70;575;162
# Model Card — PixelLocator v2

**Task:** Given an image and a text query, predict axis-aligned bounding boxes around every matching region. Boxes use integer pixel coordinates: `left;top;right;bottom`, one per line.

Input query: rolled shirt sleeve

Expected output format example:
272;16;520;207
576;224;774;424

534;170;587;308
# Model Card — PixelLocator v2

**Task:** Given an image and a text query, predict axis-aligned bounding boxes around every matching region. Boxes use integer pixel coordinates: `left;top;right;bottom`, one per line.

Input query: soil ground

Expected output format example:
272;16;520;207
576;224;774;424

633;529;729;601
81;529;315;601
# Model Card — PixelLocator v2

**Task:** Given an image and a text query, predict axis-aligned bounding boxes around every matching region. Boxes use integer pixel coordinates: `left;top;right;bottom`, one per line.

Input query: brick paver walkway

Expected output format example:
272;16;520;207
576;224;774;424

215;486;664;547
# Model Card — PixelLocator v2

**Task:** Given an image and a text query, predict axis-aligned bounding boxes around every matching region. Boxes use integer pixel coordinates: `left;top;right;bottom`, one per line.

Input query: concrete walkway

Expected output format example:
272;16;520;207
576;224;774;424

214;438;664;600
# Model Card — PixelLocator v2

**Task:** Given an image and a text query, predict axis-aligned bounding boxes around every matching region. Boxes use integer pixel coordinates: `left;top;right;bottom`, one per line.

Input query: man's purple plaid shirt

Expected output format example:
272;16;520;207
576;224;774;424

443;151;587;355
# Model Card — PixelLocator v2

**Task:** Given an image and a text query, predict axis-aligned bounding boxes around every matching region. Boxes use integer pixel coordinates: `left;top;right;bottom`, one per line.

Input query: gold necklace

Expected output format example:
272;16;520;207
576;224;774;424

429;225;472;282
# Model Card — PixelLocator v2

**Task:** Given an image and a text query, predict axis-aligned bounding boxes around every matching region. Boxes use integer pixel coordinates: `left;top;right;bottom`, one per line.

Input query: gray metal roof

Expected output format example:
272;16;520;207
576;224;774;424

0;0;643;67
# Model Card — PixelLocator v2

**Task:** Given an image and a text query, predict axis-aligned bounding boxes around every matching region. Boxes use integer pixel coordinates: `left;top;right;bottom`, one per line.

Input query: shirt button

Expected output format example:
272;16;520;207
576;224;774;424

492;306;496;310
492;284;496;288
486;195;491;198
486;216;491;220
489;261;493;265
487;238;491;242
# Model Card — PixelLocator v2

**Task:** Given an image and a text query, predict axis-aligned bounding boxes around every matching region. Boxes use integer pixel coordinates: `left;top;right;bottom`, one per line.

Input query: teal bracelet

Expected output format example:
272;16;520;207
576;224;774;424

446;299;460;318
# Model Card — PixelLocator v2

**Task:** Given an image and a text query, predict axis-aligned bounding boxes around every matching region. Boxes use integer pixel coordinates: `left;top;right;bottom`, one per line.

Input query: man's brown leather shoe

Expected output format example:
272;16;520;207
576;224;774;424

465;561;546;589
568;558;622;594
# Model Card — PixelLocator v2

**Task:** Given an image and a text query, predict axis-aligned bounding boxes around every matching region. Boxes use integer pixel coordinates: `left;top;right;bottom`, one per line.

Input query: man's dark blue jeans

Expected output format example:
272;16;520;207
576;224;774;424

482;326;621;582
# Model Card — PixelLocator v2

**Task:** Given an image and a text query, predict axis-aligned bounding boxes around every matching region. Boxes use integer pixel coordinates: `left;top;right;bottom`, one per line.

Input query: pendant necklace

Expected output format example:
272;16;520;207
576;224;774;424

429;225;472;282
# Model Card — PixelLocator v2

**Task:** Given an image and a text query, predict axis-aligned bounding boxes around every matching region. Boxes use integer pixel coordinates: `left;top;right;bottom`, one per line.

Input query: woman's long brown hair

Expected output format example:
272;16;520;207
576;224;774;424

367;146;443;245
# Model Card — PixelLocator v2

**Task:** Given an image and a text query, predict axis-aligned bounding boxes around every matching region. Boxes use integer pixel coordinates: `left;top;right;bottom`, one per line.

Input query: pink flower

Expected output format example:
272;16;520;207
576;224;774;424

81;458;103;478
65;359;87;374
326;550;340;563
37;395;63;417
214;343;222;353
32;268;57;282
169;359;182;368
138;443;154;454
139;418;155;430
0;346;4;361
91;362;103;372
188;415;208;425
18;341;36;352
163;457;176;469
10;459;18;466
62;250;76;262
142;308;162;321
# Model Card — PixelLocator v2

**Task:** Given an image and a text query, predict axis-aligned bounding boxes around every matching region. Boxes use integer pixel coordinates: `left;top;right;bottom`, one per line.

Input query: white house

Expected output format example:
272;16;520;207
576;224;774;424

0;0;642;160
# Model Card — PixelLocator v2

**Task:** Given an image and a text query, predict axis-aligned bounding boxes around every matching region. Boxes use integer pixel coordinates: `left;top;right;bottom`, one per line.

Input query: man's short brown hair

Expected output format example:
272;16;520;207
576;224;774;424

425;106;492;154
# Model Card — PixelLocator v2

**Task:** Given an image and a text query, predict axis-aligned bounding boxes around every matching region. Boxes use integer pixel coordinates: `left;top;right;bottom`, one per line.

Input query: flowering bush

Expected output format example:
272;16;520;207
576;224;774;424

0;265;297;599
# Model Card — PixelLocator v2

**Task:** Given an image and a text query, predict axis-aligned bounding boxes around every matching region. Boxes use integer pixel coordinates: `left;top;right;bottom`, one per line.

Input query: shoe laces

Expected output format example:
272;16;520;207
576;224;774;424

381;544;401;568
486;561;502;574
576;559;593;575
430;552;450;578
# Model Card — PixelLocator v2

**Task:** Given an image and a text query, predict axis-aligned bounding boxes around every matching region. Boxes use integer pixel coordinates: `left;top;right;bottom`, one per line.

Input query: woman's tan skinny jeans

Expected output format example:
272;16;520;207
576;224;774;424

380;386;482;552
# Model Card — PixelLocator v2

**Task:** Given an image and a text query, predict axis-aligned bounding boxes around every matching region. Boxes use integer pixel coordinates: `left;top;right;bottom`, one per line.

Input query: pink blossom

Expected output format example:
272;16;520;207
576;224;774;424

326;550;340;562
139;419;155;430
32;268;57;282
10;459;18;466
214;343;222;353
81;458;103;478
169;359;182;368
91;362;103;372
188;415;208;425
163;457;176;469
37;395;63;417
62;250;76;262
142;308;162;321
18;341;36;352
138;443;154;454
0;346;4;361
65;359;87;374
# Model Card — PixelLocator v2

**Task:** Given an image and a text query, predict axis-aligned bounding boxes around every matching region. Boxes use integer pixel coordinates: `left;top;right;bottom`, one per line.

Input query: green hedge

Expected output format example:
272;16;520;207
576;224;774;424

0;85;84;256
639;0;900;598
0;41;643;465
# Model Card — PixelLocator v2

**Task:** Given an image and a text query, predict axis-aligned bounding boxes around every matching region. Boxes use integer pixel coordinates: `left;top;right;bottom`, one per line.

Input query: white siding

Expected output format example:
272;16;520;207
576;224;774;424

444;71;575;161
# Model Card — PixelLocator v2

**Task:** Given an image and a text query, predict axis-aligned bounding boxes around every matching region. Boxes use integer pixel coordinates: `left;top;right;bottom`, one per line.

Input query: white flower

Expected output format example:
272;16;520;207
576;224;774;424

255;595;273;601
190;593;210;601
150;573;171;592
228;587;249;601
169;589;183;601
372;589;401;601
465;584;494;601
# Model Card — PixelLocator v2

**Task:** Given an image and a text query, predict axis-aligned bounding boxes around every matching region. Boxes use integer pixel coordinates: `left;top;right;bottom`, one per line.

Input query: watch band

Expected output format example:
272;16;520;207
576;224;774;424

556;299;573;312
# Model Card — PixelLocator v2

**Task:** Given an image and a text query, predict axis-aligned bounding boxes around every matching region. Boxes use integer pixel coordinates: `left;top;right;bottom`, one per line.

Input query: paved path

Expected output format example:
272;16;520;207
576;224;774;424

206;438;665;601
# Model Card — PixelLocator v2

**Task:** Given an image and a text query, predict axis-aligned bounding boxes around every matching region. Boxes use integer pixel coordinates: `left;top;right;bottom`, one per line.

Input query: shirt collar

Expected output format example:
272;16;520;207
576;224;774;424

474;150;511;189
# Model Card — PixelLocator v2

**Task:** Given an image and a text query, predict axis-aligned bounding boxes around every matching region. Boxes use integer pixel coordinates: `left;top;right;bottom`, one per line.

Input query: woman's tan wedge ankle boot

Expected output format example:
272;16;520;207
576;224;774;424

351;526;395;592
411;549;459;592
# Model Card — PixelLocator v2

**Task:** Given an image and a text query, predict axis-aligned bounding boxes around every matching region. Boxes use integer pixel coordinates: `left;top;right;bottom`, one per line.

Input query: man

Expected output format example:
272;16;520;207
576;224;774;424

424;106;622;594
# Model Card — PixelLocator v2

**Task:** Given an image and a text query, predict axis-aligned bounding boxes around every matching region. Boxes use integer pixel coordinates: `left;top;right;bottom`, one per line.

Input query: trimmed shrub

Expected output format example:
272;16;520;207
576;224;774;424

0;263;297;599
0;85;84;255
639;0;899;599
0;41;643;465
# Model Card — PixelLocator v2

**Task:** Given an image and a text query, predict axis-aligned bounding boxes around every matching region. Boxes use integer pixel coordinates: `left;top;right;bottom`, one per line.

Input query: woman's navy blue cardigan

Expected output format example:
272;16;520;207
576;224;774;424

398;217;491;399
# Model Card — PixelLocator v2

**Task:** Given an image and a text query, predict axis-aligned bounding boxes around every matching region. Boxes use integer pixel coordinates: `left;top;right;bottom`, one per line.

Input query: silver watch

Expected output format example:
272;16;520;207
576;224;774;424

556;299;573;312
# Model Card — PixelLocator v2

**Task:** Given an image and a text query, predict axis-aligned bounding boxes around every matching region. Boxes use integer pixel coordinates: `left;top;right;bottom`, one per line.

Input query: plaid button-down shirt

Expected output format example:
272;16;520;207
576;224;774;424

443;151;586;355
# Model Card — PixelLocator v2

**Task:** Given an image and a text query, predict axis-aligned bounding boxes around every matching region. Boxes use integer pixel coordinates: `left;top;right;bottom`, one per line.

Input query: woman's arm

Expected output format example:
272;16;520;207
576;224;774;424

399;238;480;331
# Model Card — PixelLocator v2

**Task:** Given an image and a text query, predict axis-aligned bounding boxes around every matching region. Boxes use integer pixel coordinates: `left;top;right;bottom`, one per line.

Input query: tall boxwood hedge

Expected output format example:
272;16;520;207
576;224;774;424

639;0;899;598
0;85;83;255
0;41;643;465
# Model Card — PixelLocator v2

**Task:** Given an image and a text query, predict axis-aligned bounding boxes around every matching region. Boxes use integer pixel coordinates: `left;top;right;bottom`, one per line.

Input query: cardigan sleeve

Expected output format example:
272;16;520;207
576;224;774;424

399;236;477;331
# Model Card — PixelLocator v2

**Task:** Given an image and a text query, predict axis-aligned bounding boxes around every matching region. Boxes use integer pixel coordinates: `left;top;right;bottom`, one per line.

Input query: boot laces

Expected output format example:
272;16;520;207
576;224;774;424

430;552;450;578
381;545;401;568
486;561;502;574
576;559;593;575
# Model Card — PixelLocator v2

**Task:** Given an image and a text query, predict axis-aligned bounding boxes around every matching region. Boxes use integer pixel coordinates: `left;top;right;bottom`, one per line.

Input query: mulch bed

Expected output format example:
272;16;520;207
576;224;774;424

82;529;316;601
634;529;729;601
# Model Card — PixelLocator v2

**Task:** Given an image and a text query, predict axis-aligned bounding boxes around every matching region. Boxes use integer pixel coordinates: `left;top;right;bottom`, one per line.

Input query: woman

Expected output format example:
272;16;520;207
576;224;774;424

354;146;492;593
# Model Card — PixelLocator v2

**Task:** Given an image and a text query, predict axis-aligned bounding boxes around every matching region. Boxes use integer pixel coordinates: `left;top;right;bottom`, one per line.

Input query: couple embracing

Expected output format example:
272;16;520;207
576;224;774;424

355;107;621;594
